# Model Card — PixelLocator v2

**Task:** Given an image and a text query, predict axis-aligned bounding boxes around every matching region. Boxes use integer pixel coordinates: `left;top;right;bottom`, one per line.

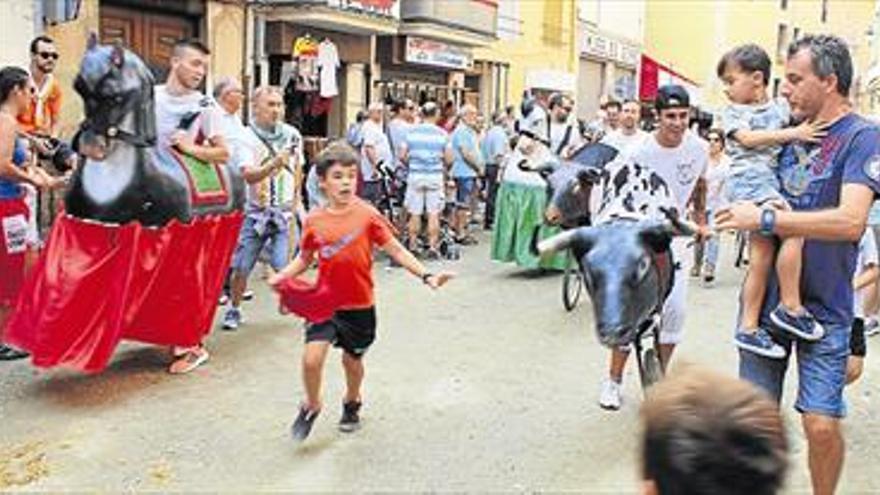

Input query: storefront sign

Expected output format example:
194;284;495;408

327;0;399;18
580;25;640;68
405;36;473;70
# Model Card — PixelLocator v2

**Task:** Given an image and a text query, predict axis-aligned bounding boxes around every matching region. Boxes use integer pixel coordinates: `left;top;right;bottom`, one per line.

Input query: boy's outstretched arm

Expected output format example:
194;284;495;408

731;119;827;148
381;238;454;289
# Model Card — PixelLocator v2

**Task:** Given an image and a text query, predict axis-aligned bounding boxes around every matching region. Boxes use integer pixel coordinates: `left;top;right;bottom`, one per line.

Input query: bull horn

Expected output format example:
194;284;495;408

537;226;596;255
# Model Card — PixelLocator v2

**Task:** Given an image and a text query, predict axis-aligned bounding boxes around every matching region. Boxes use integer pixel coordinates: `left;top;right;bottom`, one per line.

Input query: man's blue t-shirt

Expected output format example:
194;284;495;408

451;124;481;179
760;114;880;328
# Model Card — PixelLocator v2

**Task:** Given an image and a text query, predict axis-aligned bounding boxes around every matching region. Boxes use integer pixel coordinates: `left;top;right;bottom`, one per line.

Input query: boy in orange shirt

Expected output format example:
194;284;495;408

270;142;454;441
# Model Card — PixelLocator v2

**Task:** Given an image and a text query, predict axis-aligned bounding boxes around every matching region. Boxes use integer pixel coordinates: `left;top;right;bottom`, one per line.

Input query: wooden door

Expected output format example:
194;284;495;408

99;5;196;83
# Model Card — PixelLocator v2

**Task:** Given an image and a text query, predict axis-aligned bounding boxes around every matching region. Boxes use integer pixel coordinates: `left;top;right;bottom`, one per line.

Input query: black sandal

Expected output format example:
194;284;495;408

0;344;29;361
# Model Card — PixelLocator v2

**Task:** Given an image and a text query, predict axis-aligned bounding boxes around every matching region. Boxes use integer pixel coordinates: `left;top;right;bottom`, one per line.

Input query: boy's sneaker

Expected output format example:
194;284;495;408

769;305;825;341
598;378;622;410
339;401;362;433
242;289;255;301
865;317;880;337
735;327;786;359
291;406;320;442
222;307;242;331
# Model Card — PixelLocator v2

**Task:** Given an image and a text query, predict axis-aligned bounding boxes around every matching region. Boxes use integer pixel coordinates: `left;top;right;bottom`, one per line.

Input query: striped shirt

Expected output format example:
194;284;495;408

405;123;450;179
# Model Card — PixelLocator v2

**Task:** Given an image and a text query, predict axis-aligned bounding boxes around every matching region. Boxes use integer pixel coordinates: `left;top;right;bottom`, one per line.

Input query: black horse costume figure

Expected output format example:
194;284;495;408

5;39;245;373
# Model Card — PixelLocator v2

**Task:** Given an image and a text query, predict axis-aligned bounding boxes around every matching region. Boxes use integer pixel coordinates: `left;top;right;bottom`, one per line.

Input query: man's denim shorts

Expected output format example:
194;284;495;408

740;321;850;418
230;214;290;275
454;177;478;208
725;166;784;205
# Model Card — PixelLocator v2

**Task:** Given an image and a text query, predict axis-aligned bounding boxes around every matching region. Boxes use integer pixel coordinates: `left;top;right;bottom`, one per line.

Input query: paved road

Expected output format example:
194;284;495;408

1;232;878;492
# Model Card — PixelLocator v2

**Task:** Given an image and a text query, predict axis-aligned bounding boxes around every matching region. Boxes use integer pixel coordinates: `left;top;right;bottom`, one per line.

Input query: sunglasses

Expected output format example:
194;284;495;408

37;51;59;60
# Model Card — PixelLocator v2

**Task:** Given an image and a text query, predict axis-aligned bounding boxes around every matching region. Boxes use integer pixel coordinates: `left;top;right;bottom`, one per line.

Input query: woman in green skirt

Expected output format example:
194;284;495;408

491;137;567;270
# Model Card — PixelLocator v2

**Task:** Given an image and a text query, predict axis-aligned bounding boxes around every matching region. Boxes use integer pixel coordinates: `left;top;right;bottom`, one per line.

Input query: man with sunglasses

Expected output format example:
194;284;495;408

18;36;61;138
548;93;583;159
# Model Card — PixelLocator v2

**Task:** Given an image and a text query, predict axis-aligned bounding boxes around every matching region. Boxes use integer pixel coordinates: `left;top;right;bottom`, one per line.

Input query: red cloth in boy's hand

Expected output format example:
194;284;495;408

272;276;338;323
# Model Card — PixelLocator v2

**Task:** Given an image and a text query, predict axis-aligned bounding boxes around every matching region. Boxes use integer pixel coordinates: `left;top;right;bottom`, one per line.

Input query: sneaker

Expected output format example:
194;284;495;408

734;328;786;359
242;290;255;301
424;249;441;262
291;406;321;442
866;317;880;337
168;347;209;374
702;274;716;288
598;378;622;410
769;305;825;341
222;307;242;331
0;344;29;361
339;401;362;433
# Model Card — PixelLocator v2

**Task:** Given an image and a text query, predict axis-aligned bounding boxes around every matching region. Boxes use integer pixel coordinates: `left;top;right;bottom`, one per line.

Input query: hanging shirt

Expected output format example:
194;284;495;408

293;36;319;92
317;40;340;98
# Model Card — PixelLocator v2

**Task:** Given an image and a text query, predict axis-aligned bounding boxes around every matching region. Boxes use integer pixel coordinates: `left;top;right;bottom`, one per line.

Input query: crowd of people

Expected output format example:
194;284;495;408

2;29;880;494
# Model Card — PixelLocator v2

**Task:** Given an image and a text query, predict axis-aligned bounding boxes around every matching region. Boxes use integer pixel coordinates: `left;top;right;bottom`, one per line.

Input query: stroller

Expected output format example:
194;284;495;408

376;162;460;261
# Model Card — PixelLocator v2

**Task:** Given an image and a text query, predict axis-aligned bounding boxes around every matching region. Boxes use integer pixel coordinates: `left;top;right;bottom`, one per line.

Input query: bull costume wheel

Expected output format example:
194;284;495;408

562;251;583;311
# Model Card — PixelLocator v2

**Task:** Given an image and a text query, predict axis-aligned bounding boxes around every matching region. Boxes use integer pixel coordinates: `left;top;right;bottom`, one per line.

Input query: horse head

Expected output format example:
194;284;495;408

74;34;156;159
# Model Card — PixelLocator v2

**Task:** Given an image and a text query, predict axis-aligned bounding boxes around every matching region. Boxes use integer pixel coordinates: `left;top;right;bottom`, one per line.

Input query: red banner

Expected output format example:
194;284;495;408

4;212;243;373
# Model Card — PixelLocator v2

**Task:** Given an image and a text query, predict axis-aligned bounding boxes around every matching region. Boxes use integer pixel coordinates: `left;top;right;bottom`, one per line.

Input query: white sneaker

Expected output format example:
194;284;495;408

598;378;622;410
866;317;880;337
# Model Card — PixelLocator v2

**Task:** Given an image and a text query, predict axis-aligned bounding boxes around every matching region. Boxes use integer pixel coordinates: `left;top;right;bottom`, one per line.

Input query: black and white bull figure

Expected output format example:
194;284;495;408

68;36;244;226
523;144;695;348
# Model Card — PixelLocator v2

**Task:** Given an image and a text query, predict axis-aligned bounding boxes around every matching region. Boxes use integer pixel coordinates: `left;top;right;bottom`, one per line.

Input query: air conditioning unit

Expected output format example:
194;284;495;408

43;0;81;25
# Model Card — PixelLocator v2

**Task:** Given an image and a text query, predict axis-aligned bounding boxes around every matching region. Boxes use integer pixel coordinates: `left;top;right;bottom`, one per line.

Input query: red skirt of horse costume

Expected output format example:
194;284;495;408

3;212;243;373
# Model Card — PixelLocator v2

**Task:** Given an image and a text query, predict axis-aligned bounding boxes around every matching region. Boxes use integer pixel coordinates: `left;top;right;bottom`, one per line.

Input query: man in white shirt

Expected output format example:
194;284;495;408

359;102;393;205
548;93;583;159
152;39;229;374
602;99;649;154
597;85;709;411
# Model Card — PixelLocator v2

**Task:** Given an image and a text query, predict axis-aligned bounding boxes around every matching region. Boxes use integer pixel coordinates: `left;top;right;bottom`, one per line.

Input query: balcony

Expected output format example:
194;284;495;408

398;0;498;47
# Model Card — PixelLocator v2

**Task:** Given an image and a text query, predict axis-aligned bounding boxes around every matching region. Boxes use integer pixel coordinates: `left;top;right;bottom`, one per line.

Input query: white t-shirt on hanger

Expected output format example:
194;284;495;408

317;40;340;98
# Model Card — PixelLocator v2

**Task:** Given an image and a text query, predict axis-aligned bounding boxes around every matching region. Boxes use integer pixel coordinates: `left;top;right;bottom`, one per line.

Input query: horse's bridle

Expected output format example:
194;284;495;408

74;68;155;148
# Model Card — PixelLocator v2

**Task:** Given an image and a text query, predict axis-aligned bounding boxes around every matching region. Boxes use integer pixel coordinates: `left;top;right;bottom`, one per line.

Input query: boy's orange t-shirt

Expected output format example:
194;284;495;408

300;199;395;310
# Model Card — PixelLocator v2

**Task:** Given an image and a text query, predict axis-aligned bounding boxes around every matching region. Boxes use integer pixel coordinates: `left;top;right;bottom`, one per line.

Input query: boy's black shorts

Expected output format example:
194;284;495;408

851;317;867;358
305;307;376;358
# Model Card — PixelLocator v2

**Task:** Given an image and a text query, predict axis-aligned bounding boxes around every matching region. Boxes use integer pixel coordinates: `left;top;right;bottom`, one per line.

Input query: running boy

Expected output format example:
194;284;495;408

269;142;454;442
716;44;827;358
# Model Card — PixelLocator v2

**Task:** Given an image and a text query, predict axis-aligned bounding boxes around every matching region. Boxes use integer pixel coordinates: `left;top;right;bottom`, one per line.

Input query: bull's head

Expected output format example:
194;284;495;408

537;212;693;347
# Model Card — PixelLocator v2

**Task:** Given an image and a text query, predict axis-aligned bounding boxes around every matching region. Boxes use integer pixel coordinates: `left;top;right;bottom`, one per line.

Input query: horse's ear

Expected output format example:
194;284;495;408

110;44;125;68
87;32;98;50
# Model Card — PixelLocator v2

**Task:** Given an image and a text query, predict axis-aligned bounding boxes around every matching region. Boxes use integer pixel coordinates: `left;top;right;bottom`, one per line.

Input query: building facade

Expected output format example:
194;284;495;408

473;0;580;114
576;0;644;120
643;0;875;115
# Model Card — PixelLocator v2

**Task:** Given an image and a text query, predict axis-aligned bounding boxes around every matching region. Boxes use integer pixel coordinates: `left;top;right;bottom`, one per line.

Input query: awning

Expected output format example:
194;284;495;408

639;54;701;103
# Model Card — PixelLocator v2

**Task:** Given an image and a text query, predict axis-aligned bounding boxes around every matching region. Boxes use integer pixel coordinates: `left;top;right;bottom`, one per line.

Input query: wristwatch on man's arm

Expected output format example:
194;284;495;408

759;208;777;236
